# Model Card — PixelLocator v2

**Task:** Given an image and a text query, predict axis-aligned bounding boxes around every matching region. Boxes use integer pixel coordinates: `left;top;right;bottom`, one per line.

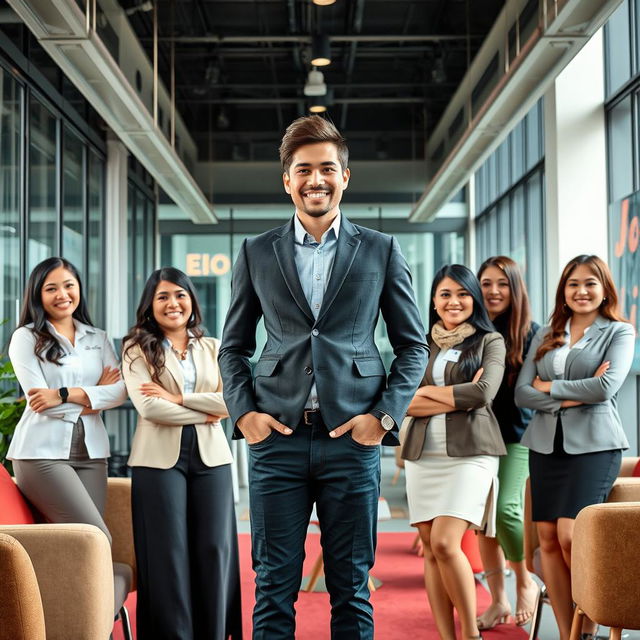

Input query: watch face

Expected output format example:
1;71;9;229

381;414;394;430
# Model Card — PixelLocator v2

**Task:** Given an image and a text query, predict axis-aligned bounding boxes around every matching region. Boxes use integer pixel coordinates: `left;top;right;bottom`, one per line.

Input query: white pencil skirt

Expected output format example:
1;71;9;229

404;415;499;536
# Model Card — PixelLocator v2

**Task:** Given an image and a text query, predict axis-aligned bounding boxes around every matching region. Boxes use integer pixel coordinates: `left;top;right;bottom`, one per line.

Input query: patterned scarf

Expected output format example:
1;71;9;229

431;320;476;351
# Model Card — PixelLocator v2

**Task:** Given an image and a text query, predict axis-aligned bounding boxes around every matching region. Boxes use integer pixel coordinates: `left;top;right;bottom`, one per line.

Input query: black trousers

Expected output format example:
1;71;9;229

132;427;242;640
249;412;381;640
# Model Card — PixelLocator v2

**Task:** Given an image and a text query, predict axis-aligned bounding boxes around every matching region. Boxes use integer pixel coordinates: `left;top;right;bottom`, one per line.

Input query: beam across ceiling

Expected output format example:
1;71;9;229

410;0;624;222
9;0;216;224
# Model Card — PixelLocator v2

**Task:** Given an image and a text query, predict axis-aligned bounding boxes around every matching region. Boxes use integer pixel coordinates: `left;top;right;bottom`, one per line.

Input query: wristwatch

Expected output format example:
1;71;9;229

370;410;395;431
58;387;69;403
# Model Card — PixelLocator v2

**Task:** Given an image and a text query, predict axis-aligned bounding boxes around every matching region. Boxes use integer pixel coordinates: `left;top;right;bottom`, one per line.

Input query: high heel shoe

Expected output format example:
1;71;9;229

476;601;511;630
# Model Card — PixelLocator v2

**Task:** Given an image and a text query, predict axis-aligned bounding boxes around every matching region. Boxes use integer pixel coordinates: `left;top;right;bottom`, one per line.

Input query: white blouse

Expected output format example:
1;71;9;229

552;320;592;378
8;320;128;460
163;336;197;395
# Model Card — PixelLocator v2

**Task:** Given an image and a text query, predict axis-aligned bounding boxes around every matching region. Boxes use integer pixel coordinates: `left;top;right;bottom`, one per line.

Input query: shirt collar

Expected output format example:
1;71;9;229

565;318;592;337
46;319;95;340
163;331;203;351
294;211;341;245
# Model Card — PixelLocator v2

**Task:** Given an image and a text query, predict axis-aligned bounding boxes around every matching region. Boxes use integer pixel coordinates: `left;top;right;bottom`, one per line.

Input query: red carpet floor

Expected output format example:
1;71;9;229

113;532;528;639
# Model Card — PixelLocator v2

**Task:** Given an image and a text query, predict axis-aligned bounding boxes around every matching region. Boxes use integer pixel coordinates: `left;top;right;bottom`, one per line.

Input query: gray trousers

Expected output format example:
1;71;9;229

13;419;111;545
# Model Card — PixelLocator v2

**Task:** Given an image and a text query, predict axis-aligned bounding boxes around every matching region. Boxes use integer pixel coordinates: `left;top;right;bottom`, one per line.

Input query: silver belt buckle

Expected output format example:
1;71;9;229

304;410;315;425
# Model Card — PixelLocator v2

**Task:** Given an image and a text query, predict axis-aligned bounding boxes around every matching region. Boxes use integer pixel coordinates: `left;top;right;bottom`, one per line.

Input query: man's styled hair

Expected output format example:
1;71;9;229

279;115;349;173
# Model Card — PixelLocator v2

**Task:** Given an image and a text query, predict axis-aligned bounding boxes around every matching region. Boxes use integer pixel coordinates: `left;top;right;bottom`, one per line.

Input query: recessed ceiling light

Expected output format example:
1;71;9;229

312;0;337;6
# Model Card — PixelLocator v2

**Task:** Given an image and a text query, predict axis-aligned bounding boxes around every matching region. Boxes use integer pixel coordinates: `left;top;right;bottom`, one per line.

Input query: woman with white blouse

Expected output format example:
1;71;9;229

122;267;242;640
9;257;127;543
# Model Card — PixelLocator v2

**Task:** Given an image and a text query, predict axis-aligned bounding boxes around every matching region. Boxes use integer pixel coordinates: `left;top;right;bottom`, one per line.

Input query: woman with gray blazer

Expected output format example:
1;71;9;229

514;254;634;640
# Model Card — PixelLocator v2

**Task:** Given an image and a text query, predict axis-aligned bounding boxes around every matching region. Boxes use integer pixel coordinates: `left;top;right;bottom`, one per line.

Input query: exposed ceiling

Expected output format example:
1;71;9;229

122;0;505;164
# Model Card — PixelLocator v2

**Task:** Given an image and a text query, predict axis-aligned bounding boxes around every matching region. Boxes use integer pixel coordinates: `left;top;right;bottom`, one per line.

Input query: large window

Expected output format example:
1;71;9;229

474;99;546;323
27;97;57;272
0;67;21;350
128;176;156;323
62;126;84;272
0;43;107;339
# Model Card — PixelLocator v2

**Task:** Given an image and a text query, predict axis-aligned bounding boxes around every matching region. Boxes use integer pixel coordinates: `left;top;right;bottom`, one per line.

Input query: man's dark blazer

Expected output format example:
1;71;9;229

218;215;428;445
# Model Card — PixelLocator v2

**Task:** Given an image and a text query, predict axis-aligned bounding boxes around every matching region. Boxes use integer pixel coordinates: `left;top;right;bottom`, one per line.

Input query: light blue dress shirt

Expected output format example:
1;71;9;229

293;212;341;409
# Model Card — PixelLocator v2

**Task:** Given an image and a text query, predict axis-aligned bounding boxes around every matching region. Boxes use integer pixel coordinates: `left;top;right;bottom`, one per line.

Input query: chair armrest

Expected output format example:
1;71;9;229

619;457;640;477
608;477;640;502
105;477;136;590
0;524;113;640
0;532;46;640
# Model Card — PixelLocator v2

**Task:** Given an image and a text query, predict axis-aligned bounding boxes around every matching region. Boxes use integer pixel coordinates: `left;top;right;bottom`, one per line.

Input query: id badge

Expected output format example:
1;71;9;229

443;349;461;363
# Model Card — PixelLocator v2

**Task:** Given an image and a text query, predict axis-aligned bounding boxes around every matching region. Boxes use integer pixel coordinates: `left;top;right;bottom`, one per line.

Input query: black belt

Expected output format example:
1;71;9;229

302;409;322;425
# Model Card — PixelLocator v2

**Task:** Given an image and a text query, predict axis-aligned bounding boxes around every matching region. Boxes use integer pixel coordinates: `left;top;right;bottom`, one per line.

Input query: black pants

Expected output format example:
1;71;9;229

132;427;242;640
249;412;381;640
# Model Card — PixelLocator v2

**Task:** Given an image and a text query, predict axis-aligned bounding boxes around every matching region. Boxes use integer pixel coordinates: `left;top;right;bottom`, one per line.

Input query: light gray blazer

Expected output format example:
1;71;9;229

514;316;634;454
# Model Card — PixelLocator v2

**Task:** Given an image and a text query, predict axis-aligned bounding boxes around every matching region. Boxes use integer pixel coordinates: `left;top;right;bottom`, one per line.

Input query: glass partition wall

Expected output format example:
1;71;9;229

0;58;107;351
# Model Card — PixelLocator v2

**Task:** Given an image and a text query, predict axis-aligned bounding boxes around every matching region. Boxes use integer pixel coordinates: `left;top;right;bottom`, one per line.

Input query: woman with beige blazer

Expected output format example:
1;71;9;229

122;267;242;640
401;264;506;640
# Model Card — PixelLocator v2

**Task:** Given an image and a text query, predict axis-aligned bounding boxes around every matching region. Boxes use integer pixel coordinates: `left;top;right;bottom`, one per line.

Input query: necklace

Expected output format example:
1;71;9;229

173;346;188;361
169;337;189;361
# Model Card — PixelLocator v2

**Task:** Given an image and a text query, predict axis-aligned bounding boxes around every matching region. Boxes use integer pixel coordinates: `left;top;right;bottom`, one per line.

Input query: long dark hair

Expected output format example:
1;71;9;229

429;264;495;378
122;267;204;383
478;256;532;381
17;257;93;365
536;254;626;361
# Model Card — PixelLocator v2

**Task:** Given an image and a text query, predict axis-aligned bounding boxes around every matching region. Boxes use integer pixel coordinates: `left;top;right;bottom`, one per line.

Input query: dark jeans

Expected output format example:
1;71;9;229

248;413;381;640
132;426;242;640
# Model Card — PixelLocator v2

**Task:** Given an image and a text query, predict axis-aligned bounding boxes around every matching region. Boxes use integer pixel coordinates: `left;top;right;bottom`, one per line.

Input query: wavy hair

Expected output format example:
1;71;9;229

478;256;532;381
429;264;495;379
17;257;93;365
535;254;626;361
122;267;204;383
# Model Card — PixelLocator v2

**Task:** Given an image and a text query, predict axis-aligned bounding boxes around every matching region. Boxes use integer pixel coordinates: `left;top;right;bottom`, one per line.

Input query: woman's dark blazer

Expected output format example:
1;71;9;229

401;331;507;461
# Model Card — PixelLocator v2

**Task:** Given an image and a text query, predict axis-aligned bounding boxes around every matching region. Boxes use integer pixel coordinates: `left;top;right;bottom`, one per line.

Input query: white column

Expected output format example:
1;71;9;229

544;29;608;306
105;137;129;339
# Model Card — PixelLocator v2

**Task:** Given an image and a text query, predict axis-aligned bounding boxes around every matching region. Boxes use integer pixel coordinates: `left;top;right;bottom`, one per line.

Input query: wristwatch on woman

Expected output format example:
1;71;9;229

58;387;69;403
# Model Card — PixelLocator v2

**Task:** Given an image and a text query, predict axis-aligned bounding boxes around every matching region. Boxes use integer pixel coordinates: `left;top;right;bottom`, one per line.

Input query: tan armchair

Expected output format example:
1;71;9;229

0;477;136;640
0;533;46;640
0;523;114;640
569;502;640;639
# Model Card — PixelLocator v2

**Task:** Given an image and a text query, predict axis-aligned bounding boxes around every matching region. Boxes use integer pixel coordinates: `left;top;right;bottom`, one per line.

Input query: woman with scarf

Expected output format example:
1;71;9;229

401;264;506;640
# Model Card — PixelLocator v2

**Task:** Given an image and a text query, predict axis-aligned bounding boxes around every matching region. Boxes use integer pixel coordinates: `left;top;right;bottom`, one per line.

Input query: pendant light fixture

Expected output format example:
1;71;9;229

311;34;331;66
303;69;327;96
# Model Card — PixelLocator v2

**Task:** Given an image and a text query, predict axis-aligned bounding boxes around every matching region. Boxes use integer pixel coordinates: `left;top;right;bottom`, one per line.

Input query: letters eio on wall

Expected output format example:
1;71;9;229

610;194;640;372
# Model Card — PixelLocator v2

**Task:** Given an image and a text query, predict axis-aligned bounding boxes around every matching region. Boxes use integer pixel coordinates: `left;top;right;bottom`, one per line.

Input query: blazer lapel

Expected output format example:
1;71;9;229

191;341;207;392
272;222;314;322
316;217;361;324
424;341;439;384
565;316;609;376
163;348;185;391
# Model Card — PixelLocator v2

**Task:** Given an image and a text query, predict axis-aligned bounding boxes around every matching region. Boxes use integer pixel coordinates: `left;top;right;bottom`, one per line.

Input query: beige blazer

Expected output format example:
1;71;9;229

401;332;507;460
123;337;233;469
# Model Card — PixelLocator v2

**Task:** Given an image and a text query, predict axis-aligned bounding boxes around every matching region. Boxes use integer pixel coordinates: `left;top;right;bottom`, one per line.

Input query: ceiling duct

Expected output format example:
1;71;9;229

8;0;216;224
410;0;624;222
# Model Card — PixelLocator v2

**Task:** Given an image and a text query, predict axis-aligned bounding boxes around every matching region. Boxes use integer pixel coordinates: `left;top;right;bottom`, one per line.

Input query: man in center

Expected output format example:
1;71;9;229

219;115;427;639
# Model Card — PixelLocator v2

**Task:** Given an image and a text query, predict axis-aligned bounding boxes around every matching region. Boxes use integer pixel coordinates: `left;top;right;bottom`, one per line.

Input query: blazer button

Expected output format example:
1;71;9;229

304;366;313;375
312;329;319;337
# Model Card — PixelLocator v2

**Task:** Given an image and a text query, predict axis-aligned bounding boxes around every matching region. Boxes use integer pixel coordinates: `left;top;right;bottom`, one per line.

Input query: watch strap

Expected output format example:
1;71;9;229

58;387;69;403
